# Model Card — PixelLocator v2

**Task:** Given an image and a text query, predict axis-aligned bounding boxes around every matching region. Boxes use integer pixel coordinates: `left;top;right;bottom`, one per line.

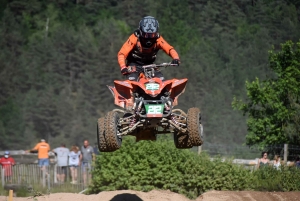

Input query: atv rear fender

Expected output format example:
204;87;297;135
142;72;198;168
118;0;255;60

170;78;188;106
107;80;134;110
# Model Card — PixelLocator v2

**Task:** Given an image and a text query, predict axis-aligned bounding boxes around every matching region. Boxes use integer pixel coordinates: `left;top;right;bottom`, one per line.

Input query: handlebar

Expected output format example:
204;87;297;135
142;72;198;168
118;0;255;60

132;62;178;79
136;62;178;70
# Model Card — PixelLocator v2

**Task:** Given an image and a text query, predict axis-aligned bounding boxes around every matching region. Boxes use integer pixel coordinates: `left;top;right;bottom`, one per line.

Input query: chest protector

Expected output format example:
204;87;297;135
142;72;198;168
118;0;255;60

127;31;160;65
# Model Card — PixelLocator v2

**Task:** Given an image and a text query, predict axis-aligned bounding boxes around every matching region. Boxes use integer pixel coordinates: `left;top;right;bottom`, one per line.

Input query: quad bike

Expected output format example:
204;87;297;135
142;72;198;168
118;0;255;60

97;62;203;152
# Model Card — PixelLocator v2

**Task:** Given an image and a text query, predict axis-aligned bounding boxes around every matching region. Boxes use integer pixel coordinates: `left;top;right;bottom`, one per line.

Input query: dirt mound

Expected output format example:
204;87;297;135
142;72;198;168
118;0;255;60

201;190;300;201
0;190;299;201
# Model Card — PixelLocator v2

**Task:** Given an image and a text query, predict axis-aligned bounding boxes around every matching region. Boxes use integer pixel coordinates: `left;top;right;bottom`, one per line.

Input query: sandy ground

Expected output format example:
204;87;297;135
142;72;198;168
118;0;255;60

0;190;300;201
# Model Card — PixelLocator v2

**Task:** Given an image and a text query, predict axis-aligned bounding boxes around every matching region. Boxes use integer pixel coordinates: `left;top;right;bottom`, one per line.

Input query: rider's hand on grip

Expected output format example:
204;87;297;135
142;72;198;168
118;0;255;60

121;66;129;75
121;66;137;75
171;59;180;66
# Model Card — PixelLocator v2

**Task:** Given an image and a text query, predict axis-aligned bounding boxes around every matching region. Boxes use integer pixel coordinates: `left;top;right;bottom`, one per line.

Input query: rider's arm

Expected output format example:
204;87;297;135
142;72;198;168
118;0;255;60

157;36;180;60
117;34;138;69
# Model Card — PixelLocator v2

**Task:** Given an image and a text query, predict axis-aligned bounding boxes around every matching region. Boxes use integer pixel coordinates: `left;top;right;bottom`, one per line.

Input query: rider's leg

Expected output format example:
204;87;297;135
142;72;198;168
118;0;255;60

154;71;164;81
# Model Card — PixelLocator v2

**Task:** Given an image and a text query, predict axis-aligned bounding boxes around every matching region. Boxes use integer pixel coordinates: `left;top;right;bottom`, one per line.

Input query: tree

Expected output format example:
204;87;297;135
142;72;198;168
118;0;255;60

1;0;300;150
232;40;300;148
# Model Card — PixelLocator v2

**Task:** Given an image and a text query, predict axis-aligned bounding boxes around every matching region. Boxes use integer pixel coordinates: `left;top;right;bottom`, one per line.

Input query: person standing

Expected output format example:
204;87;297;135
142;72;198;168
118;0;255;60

257;151;270;169
53;143;69;183
68;145;81;184
0;151;15;183
27;139;51;172
80;140;95;185
273;155;281;170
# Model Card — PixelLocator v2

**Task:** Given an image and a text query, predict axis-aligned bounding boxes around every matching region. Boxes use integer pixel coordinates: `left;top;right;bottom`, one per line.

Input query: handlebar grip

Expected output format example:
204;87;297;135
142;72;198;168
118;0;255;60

135;66;143;71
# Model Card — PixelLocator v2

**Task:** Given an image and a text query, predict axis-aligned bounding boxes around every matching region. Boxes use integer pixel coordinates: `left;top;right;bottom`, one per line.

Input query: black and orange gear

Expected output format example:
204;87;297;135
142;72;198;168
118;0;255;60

118;31;180;69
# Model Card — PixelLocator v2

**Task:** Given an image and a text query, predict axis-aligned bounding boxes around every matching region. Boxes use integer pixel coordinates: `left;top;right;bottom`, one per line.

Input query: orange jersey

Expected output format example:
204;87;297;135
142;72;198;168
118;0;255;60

32;142;50;159
118;33;179;68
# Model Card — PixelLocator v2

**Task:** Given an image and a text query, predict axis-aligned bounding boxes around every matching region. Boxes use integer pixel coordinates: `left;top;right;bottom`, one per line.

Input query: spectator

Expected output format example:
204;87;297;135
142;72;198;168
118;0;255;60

53;143;69;183
273;155;281;170
257;151;270;169
295;156;300;169
27;139;50;172
0;151;15;183
69;145;81;184
80;140;95;185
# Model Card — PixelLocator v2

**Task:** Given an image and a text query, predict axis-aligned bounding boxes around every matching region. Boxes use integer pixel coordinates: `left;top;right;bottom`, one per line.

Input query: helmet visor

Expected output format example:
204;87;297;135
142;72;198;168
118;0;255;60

140;31;157;39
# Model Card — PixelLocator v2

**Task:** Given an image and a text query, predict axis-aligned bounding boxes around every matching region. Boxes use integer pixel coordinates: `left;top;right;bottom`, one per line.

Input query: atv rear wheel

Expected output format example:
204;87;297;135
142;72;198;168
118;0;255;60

173;131;193;149
187;107;203;146
104;111;122;151
97;117;108;152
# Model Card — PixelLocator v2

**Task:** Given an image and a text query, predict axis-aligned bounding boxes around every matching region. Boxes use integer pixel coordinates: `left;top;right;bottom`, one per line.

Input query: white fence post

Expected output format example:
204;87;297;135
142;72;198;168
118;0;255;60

198;146;202;155
284;143;288;164
54;164;57;184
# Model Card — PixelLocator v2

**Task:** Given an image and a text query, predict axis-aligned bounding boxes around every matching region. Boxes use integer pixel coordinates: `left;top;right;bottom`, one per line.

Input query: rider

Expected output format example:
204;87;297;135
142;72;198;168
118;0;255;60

118;16;180;81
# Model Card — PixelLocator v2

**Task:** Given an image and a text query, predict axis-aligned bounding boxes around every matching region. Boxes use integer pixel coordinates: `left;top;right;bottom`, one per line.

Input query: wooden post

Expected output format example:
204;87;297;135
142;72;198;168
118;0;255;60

8;190;13;201
284;143;288;164
47;166;50;189
42;169;46;188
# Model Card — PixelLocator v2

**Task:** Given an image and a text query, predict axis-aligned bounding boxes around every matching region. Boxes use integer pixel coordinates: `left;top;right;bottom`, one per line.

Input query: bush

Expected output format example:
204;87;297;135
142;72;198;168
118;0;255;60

89;138;300;198
89;137;254;199
251;166;300;192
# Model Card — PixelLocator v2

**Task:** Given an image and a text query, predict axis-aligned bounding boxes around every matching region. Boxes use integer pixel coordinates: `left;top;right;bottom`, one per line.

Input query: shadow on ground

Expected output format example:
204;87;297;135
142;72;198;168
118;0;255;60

109;193;143;201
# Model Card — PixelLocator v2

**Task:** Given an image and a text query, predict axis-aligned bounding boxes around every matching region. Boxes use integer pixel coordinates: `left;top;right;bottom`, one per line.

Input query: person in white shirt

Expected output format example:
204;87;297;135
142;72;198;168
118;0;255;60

53;143;70;183
68;145;81;184
273;155;281;170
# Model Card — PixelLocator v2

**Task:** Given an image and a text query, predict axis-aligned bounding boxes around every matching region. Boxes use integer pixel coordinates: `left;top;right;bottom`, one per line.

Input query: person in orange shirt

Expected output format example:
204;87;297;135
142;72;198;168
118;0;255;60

27;139;50;171
118;16;180;81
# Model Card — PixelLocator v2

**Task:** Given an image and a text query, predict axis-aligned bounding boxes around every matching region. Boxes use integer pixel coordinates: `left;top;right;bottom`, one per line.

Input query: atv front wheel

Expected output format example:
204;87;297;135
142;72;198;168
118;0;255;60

187;107;203;146
104;111;122;151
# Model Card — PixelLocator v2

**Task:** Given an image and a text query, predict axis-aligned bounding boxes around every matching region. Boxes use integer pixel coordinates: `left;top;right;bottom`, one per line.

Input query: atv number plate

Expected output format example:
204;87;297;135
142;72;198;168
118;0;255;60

145;104;164;115
145;83;160;90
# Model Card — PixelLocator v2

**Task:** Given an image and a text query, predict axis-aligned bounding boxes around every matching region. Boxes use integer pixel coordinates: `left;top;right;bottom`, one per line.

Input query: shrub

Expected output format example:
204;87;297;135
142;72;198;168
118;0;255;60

89;137;253;199
251;166;300;192
89;138;300;198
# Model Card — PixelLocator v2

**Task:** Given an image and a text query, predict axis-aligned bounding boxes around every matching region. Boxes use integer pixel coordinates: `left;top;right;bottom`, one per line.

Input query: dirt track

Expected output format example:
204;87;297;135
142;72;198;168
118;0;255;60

1;190;300;201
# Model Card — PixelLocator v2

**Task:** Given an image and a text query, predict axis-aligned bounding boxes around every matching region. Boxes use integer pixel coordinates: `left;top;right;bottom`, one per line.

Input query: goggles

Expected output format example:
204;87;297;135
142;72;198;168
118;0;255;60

140;31;157;39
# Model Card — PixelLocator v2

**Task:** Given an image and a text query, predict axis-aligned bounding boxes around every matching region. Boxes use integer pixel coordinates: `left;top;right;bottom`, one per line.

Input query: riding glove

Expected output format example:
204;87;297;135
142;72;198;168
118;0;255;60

171;59;180;66
121;66;137;75
121;66;129;75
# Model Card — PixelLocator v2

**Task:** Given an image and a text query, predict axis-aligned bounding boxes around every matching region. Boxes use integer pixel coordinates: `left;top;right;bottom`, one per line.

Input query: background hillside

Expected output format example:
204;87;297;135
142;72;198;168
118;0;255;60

0;0;299;152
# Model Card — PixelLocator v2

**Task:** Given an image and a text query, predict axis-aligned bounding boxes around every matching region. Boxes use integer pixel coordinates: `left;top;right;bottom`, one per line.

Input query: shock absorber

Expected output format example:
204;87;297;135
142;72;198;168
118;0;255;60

137;98;143;112
130;116;136;127
171;114;178;125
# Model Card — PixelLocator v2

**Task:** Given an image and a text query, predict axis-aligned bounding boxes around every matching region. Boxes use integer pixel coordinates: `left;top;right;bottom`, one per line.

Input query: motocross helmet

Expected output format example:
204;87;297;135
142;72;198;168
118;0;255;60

139;16;159;47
